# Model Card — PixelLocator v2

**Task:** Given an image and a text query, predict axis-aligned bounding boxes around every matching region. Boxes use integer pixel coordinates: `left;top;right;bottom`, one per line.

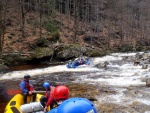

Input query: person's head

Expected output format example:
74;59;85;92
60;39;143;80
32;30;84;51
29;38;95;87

84;56;88;60
43;82;50;90
24;74;30;82
54;85;69;105
55;97;97;113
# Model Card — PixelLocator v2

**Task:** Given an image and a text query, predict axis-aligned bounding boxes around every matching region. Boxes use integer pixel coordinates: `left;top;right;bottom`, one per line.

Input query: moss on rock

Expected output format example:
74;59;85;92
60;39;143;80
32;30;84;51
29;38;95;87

32;47;53;58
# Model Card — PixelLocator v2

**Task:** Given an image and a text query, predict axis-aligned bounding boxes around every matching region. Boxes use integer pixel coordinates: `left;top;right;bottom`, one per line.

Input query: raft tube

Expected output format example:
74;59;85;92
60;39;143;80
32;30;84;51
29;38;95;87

4;94;50;113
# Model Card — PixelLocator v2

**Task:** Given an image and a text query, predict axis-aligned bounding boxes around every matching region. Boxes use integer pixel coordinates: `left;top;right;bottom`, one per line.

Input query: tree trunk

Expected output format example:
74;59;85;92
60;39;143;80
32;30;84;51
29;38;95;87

39;0;42;39
0;0;7;56
67;0;70;32
20;0;25;38
0;0;2;55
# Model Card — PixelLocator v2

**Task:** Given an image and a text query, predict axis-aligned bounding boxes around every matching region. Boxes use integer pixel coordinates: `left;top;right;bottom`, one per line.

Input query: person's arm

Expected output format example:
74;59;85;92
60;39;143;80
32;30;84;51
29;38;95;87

44;90;54;112
46;91;54;107
19;81;28;93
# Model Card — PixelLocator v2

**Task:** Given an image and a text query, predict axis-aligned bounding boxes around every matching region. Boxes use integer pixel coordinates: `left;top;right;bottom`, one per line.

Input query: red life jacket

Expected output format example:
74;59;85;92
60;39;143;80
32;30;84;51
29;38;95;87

45;86;55;98
46;87;55;107
21;80;34;91
45;87;51;98
26;81;30;91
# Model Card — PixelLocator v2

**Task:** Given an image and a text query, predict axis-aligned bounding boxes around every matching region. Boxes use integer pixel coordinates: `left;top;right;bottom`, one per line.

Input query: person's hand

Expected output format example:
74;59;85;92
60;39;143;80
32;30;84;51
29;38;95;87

28;91;32;95
44;106;47;112
51;86;55;90
32;90;36;93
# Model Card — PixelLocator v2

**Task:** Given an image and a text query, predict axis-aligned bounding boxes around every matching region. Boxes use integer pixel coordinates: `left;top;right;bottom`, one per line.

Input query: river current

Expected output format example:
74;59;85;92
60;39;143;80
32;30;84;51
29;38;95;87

0;52;150;113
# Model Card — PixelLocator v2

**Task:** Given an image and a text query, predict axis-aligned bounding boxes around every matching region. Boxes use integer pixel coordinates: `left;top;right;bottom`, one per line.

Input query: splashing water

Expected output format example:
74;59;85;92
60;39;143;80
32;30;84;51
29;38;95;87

0;52;150;112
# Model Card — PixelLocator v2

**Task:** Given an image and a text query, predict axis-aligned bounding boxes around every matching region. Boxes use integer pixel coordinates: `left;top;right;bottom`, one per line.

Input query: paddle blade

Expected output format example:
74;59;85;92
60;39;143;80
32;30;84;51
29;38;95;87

7;89;21;95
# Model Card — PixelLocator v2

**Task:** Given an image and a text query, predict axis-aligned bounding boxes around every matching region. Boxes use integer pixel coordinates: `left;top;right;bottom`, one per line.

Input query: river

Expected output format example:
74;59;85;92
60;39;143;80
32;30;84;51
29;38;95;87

0;52;150;113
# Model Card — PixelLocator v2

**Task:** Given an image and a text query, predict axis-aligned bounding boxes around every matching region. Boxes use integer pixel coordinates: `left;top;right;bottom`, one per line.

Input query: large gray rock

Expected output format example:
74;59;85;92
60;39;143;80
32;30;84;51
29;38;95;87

0;64;9;73
146;79;150;87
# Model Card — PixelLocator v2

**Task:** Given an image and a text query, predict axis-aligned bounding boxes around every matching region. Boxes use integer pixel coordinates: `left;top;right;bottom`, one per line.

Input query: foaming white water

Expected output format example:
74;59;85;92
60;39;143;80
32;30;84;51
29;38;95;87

136;99;150;105
93;52;141;62
0;52;150;111
83;67;148;87
0;65;99;80
1;52;149;85
145;111;150;113
111;52;138;57
82;52;150;87
81;52;150;110
104;89;125;103
91;55;122;65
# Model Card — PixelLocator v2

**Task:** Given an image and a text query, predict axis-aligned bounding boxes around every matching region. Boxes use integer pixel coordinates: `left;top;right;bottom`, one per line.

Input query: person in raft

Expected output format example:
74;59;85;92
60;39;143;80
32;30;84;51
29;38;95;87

47;85;69;113
47;97;97;113
40;82;56;112
19;74;36;103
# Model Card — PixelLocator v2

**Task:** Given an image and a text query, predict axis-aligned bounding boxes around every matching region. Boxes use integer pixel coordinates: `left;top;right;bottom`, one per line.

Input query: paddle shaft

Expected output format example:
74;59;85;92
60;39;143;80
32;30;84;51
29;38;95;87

7;89;46;95
33;91;46;93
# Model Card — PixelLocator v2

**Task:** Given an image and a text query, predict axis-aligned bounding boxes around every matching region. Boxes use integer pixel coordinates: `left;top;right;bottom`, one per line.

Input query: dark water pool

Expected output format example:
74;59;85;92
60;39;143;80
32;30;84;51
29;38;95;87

9;62;64;71
0;102;8;113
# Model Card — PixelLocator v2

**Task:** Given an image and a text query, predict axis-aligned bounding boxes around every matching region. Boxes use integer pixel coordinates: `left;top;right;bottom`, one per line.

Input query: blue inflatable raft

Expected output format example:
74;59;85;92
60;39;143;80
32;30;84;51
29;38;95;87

66;57;90;68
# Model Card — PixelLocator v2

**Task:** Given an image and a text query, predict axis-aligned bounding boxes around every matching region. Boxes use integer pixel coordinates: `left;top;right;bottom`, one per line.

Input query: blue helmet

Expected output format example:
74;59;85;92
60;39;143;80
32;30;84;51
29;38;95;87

43;82;50;89
57;97;97;113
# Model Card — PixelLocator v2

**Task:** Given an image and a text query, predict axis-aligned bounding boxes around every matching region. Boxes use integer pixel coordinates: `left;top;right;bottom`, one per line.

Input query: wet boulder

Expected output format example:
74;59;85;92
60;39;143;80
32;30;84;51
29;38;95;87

95;61;109;68
134;52;150;67
146;79;150;87
0;59;10;73
142;64;148;69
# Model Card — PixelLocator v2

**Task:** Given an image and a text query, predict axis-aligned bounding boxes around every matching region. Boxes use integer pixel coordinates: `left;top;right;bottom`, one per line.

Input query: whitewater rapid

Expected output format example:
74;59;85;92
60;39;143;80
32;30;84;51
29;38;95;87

0;52;150;112
0;52;149;87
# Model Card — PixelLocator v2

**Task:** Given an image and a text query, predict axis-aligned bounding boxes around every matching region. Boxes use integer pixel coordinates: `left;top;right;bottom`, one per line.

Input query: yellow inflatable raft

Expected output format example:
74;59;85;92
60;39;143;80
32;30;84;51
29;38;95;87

4;94;50;113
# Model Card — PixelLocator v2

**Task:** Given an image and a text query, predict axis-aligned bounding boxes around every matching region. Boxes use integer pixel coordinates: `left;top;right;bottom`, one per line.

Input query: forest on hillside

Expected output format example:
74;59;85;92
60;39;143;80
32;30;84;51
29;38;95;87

0;0;150;56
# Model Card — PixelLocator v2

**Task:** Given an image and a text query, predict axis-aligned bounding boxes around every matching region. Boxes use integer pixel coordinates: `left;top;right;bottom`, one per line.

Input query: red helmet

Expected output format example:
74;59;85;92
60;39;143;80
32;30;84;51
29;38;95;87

54;85;69;101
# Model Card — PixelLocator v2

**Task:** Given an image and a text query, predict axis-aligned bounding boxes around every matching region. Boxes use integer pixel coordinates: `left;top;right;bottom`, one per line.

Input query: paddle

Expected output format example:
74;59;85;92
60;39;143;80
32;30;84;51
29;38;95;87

7;89;46;95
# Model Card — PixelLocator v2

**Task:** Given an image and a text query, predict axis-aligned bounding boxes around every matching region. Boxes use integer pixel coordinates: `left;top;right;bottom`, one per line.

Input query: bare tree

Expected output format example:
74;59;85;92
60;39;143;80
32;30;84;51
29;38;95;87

0;0;7;55
73;0;78;42
0;0;3;55
39;0;42;38
59;0;63;29
66;0;71;32
19;0;29;38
